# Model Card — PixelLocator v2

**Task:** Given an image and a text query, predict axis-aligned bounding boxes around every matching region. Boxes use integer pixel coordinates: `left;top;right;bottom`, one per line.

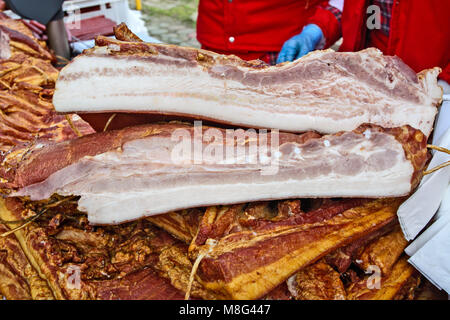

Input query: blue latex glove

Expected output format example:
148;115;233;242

276;24;324;64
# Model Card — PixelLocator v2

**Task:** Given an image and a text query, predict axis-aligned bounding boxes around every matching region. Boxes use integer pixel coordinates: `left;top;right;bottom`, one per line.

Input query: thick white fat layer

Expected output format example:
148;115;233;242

81;170;412;224
53;55;436;136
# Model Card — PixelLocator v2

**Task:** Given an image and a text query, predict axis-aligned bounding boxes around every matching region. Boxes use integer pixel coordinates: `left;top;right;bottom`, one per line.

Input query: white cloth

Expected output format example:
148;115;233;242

406;186;450;292
397;81;450;240
401;80;450;294
434;80;450;143
397;128;450;240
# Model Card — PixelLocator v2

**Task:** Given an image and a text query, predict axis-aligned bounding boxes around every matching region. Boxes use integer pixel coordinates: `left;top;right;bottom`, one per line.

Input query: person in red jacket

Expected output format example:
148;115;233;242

196;0;341;65
277;0;450;82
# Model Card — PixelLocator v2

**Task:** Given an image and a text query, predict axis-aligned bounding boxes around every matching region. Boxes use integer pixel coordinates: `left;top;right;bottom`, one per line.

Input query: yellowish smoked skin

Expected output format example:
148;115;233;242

0;200;54;300
199;199;400;300
0;199;65;299
347;257;419;300
356;225;408;275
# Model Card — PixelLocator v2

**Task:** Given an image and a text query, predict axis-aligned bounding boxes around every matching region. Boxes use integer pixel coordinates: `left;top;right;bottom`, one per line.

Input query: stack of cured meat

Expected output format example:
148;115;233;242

0;22;446;300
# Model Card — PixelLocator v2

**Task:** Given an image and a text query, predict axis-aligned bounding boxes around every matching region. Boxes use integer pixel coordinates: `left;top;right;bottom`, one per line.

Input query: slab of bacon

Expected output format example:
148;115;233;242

52;25;442;136
1;122;428;225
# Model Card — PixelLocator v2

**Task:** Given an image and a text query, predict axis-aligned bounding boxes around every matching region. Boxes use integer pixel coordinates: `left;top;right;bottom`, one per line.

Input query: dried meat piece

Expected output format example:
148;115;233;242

0;197;193;300
287;260;346;300
0;224;53;300
192;199;400;299
346;256;420;300
0;22;53;61
355;225;409;275
325;221;397;273
148;209;204;244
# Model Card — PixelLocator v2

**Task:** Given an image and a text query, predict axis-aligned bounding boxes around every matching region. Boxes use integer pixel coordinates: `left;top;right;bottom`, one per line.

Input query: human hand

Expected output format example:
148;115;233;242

276;24;323;64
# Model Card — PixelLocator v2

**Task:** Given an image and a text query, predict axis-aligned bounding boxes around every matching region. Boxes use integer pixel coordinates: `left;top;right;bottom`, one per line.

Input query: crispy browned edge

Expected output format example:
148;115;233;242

191;199;400;299
347;256;421;300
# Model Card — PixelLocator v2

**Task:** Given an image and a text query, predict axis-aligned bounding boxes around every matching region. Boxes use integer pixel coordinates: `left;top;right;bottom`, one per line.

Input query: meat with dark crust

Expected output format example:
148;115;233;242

346;257;420;300
0;224;54;299
0;196;207;300
189;199;401;299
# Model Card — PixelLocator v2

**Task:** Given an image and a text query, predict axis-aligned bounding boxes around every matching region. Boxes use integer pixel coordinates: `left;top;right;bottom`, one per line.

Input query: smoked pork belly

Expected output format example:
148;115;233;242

346;256;420;300
0;223;54;299
52;34;442;136
0;197;194;300
190;198;401;299
2;122;428;225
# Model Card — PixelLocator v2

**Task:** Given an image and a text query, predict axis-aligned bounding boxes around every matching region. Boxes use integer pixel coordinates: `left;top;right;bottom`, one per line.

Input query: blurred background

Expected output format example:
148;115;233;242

0;0;200;61
129;0;200;48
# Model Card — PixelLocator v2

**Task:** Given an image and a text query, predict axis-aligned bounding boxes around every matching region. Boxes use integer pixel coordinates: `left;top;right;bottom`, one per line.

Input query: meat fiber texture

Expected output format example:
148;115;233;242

0;14;94;168
4;122;428;225
0;197;187;300
52;36;442;136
